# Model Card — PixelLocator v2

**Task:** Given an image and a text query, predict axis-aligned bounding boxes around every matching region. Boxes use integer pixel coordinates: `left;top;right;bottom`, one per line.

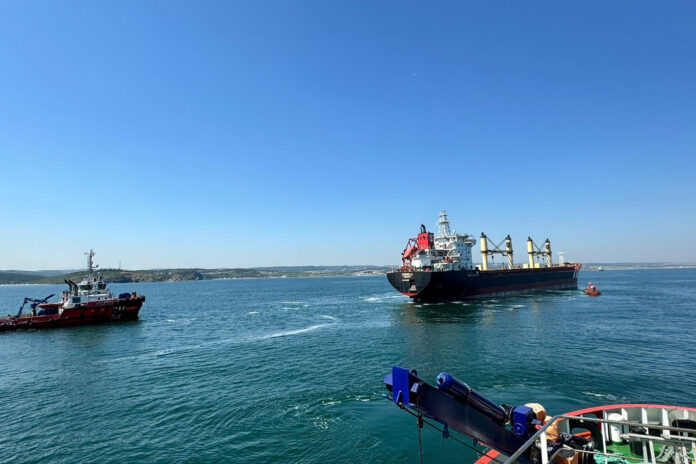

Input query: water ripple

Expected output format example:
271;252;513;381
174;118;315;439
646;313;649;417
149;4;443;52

1;271;694;463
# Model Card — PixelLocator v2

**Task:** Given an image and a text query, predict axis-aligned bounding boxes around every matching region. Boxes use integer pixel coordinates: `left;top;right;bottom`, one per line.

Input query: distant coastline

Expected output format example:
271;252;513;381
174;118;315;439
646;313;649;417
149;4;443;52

580;263;696;272
1;263;694;285
0;266;391;285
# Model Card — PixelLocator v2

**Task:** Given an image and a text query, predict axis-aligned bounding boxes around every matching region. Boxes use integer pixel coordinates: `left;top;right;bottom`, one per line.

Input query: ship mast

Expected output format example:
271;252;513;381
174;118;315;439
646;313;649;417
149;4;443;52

85;249;95;282
437;211;451;237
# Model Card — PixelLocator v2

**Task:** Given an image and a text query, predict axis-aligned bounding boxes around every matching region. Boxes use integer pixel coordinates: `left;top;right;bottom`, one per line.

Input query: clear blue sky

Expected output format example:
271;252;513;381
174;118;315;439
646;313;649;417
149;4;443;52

1;1;695;270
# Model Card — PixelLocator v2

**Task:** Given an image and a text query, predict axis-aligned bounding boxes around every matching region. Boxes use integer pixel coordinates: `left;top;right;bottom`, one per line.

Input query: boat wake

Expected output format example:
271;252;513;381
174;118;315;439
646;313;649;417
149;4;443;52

261;323;328;340
506;304;526;311
321;394;375;407
582;391;619;400
93;316;338;366
259;314;338;340
362;293;406;302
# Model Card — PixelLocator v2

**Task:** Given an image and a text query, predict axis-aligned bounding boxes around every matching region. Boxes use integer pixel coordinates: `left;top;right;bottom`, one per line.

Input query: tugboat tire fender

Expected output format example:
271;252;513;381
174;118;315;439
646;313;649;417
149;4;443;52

567;419;605;447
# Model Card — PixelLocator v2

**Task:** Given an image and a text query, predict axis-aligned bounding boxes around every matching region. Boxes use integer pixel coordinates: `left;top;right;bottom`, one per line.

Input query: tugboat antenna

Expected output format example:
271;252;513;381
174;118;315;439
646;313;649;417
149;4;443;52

85;249;95;280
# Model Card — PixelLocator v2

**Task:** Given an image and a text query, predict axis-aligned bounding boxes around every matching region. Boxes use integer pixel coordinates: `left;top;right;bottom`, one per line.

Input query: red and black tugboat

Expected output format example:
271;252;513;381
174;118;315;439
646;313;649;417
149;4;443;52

0;250;145;332
387;212;581;301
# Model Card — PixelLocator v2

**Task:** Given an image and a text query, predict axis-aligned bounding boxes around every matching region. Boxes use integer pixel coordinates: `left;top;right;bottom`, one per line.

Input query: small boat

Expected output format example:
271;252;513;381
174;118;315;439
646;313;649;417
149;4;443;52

384;366;696;464
0;250;145;332
583;282;601;296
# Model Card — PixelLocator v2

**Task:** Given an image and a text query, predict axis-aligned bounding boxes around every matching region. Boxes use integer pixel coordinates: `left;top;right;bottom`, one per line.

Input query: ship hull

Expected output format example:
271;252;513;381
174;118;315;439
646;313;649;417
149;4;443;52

387;266;580;301
0;296;145;332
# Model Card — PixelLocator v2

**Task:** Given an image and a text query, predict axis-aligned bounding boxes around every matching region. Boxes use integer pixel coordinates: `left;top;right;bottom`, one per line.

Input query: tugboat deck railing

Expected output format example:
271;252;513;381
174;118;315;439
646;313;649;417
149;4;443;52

504;411;696;464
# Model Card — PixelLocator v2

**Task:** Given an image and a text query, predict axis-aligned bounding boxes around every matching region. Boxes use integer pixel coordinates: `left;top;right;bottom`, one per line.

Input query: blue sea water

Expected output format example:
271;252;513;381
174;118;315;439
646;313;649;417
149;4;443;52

1;269;694;463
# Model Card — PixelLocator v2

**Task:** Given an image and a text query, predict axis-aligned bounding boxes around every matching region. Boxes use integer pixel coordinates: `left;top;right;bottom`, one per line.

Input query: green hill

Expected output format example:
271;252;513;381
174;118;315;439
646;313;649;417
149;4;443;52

0;266;388;285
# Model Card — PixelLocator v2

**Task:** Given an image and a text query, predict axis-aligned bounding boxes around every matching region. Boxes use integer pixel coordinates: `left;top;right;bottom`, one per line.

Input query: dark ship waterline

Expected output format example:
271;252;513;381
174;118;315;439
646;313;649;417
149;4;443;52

386;213;581;301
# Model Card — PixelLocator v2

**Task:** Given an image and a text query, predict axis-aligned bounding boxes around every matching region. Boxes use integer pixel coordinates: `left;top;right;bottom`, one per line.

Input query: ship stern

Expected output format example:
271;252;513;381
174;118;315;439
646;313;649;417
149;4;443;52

386;271;432;298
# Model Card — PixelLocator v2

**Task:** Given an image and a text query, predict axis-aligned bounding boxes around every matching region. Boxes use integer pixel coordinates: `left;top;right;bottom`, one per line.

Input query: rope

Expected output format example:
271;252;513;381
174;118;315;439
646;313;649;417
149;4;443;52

418;413;424;464
399;403;508;464
441;433;446;463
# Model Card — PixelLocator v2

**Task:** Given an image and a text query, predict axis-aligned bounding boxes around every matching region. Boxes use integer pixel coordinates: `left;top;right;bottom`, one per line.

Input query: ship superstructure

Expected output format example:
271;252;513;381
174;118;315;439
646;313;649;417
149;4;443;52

404;212;477;272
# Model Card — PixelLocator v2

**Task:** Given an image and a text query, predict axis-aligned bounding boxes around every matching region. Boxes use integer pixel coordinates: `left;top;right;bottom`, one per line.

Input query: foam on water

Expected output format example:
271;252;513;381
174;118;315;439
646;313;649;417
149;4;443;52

261;323;329;339
581;391;620;400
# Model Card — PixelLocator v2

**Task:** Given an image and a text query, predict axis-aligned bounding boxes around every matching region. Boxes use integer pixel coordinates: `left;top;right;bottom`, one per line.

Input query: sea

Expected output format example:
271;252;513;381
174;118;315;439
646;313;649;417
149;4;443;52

1;268;694;464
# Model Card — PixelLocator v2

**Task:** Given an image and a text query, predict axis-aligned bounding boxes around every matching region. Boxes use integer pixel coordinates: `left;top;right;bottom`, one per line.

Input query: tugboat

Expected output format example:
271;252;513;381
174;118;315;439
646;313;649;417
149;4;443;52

583;282;601;296
386;212;581;301
0;250;145;332
384;366;696;464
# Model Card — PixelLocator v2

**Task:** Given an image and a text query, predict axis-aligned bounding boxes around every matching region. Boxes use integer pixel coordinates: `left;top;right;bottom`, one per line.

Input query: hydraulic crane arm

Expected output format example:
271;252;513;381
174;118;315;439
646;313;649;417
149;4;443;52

384;366;536;463
17;294;55;317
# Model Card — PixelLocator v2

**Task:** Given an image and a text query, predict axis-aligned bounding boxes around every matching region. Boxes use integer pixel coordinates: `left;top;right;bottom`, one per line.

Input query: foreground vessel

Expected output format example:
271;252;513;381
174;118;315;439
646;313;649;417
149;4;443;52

386;212;581;301
1;250;145;332
385;366;696;464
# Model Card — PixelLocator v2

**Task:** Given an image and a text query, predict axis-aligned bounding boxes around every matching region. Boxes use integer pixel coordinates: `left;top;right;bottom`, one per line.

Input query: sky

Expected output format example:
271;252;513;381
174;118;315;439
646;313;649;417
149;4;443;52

1;1;695;270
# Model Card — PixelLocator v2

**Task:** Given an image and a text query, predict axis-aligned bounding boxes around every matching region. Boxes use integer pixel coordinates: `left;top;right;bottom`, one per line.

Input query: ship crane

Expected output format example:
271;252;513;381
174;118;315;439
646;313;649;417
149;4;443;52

384;367;591;464
527;237;552;268
401;238;420;270
400;225;434;271
479;233;514;270
17;294;55;317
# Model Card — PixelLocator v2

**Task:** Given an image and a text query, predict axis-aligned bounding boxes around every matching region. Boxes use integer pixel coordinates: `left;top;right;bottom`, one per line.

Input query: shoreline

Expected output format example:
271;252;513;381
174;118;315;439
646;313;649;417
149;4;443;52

2;265;695;287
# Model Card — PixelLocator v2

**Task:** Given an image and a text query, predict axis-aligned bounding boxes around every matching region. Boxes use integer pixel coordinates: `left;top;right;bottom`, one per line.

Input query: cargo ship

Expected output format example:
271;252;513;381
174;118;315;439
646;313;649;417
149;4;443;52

386;212;581;301
384;366;696;464
0;250;145;332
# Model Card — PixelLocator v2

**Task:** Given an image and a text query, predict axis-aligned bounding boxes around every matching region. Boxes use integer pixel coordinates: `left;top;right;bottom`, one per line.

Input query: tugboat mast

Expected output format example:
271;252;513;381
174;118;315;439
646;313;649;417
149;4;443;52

85;249;95;282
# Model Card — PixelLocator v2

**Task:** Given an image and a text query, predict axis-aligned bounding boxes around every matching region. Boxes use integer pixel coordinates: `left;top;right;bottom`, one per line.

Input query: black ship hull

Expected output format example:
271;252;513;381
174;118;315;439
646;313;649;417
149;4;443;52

387;266;580;301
